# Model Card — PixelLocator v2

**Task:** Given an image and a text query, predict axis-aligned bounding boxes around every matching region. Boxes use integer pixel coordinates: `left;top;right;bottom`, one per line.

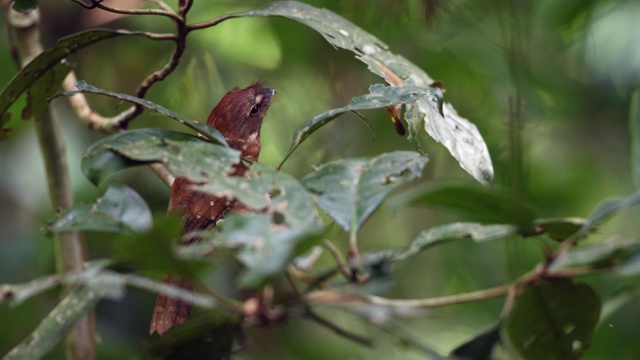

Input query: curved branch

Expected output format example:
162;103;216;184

187;14;237;32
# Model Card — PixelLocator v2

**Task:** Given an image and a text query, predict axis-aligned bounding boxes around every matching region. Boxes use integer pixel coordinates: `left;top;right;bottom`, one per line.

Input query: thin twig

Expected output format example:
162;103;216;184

323;240;351;279
304;263;613;311
62;71;134;132
305;310;374;347
187;14;237;32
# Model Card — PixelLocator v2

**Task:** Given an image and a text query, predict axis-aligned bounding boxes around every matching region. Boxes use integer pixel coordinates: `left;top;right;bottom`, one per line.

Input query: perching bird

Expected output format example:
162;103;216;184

150;82;275;335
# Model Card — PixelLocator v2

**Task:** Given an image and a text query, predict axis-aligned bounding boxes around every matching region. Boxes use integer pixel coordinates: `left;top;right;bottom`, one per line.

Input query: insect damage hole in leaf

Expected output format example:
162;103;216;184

505;278;600;360
239;2;493;185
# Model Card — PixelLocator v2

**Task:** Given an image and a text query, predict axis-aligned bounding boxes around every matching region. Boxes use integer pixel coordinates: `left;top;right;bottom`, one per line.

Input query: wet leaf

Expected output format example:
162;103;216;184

302;151;427;232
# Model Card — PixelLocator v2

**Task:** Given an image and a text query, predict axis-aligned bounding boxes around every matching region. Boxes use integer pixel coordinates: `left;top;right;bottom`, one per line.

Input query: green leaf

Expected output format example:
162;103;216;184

221;213;323;287
550;238;640;271
21;61;71;120
196;163;324;286
571;192;640;240
68;81;227;144
533;217;587;241
630;87;640;190
4;286;106;360
81;128;238;185
391;182;536;231
11;0;38;13
196;163;322;230
302;151;427;232
237;1;493;185
395;222;516;262
47;184;152;234
278;84;442;167
506;278;601;360
114;214;208;277
451;325;501;360
0;29;152;136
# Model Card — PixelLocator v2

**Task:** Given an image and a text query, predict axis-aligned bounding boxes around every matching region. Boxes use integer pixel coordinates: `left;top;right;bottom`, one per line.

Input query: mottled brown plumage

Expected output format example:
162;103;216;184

150;82;275;336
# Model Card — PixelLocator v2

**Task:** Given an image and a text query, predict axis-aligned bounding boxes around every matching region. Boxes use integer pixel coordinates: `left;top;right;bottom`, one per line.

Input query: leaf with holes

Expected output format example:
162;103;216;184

278;84;442;167
505;278;600;360
238;1;493;185
302;151;427;232
81;128;239;185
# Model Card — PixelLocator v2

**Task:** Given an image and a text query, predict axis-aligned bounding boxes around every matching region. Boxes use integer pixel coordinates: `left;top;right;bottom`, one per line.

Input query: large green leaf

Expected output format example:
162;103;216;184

233;1;493;185
67;81;227;144
47;184;152;235
0;30;152;135
390;181;537;231
221;213;322;287
195;163;324;286
278;84;442;167
81;128;238;185
505;278;601;360
302;151;427;232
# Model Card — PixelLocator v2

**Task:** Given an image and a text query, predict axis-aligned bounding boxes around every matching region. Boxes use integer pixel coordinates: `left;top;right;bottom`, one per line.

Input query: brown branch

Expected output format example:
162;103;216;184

187;14;237;32
304;264;611;312
323;240;352;280
62;71;134;132
94;2;181;21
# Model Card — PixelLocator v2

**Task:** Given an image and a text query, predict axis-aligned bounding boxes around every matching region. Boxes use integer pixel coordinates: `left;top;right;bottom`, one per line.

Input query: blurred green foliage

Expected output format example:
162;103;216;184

1;0;640;359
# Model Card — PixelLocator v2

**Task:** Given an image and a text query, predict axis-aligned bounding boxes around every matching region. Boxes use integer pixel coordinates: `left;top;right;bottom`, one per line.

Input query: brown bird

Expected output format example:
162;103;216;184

150;82;276;335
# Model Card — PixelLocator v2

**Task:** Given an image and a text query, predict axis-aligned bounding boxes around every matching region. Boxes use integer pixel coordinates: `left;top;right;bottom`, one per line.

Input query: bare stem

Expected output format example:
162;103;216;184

304;264;609;311
187;14;237;32
323;240;351;280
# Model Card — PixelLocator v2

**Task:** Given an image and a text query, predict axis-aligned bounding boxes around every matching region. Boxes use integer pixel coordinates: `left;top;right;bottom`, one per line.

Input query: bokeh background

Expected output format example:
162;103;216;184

1;0;639;358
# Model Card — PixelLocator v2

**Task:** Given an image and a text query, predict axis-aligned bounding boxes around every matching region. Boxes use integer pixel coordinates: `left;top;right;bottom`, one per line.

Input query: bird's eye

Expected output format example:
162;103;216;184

250;105;260;114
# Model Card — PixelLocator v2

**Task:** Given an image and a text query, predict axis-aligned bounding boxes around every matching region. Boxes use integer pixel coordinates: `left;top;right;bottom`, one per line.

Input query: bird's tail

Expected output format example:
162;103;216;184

150;274;193;335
